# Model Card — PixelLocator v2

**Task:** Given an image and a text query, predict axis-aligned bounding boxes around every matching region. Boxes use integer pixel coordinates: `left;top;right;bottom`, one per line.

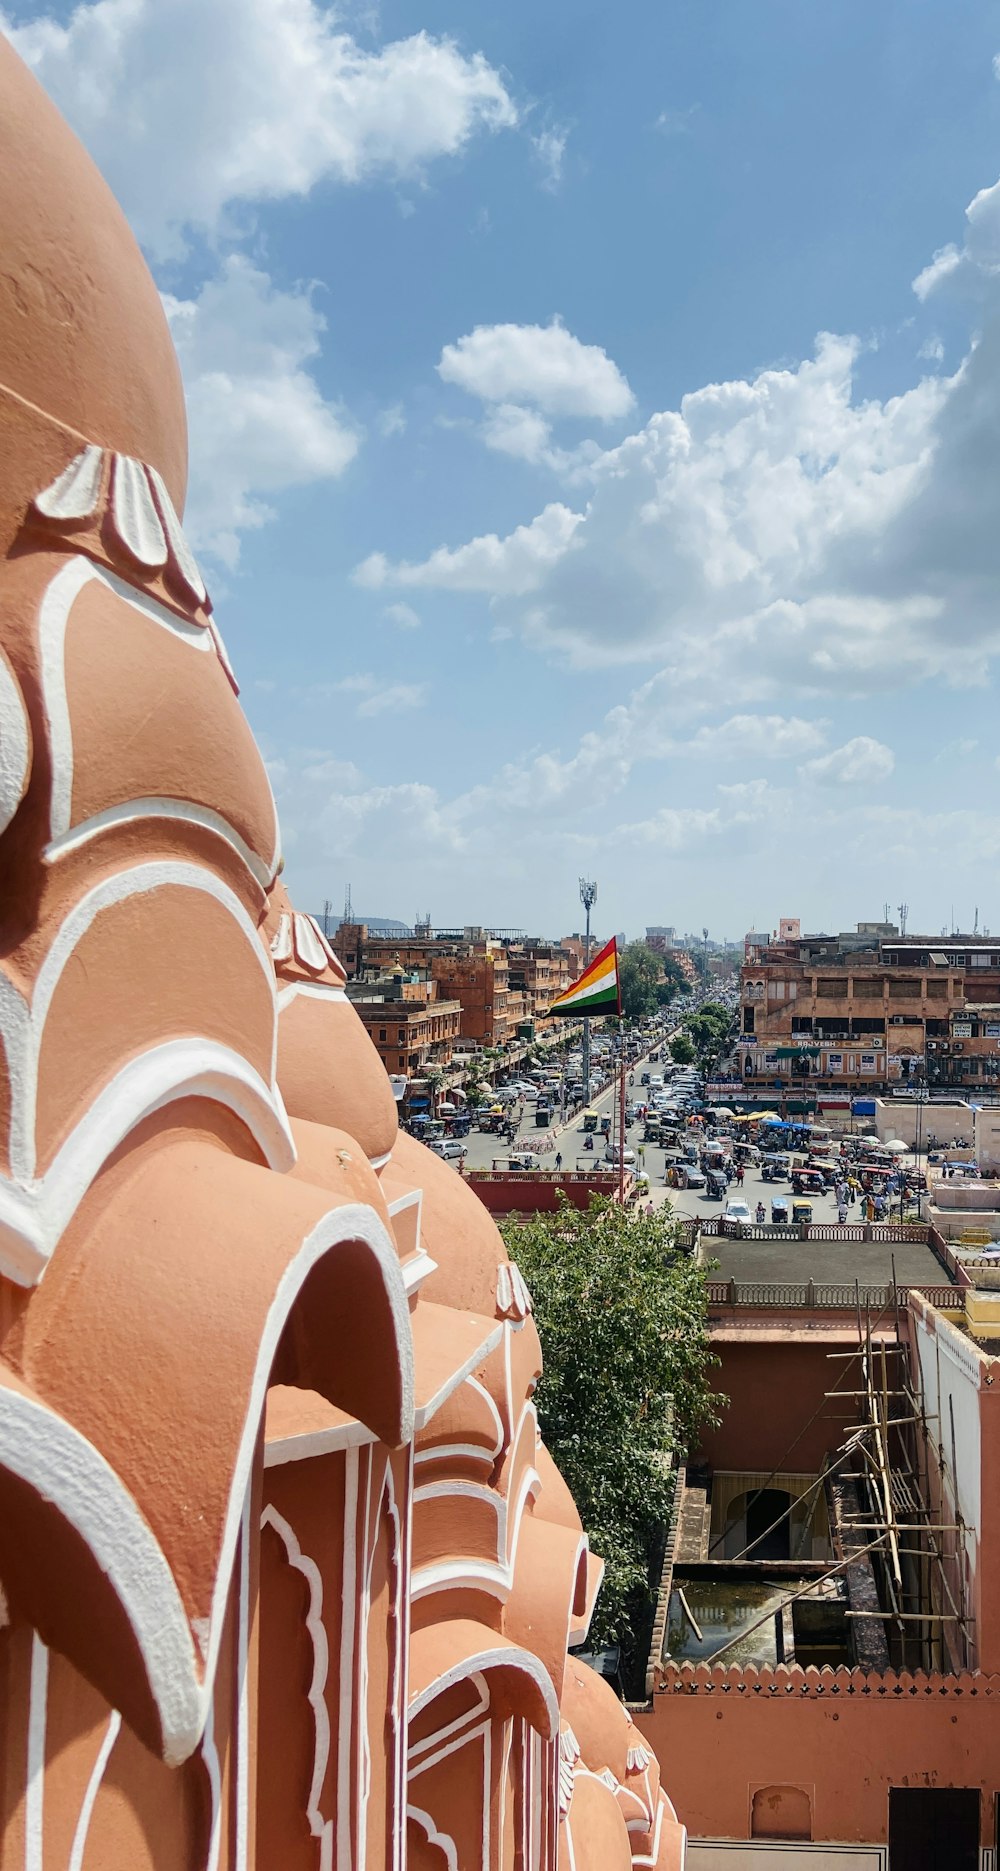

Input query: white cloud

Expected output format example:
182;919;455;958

383;602;421;629
912;175;1000;301
377;403;407;438
800;736;895;786
358;682;426;717
354;502;583;596
332;672;426;715
4;0;518;256
437;319;634;420
918;334;945;363
163;256;358;565
372;329;980;687
912;244;963;301
689;715;828;760
532;125;568;191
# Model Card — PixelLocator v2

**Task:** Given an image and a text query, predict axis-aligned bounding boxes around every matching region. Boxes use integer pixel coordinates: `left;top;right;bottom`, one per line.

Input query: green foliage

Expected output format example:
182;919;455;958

658;954;689;1004
619;941;665;1021
681;998;733;1074
669;1032;696;1065
502;1194;722;1665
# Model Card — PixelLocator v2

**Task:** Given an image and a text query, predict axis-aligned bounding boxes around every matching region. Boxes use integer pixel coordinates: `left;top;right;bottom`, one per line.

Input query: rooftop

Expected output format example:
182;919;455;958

707;1232;950;1288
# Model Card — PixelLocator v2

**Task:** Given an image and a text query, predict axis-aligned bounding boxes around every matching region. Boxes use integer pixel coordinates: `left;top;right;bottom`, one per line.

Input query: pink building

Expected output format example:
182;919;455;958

0;38;680;1871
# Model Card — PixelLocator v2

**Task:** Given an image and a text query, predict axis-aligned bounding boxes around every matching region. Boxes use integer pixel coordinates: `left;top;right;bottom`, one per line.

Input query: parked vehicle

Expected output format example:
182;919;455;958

605;1144;636;1166
430;1138;467;1161
771;1196;790;1224
791;1198;813;1226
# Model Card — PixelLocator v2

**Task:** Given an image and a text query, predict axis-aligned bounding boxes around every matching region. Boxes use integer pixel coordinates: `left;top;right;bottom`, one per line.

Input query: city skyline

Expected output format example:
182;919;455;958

10;0;1000;931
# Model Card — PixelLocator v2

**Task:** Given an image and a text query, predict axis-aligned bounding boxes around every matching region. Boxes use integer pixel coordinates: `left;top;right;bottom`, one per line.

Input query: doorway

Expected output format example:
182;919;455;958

745;1488;792;1561
888;1787;979;1870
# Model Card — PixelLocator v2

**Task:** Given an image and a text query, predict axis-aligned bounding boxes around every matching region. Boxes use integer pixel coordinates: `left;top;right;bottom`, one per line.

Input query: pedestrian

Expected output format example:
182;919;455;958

735;1163;745;1187
838;1201;848;1225
646;1200;655;1216
555;1152;563;1172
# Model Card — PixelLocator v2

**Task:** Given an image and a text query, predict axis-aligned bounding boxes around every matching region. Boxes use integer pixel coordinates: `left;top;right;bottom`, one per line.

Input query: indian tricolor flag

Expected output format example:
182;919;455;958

548;936;621;1018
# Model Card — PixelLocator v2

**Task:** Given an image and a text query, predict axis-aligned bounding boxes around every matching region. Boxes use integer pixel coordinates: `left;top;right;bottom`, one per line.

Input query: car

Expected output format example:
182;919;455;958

683;1167;707;1188
604;1144;636;1165
429;1138;467;1161
722;1199;753;1233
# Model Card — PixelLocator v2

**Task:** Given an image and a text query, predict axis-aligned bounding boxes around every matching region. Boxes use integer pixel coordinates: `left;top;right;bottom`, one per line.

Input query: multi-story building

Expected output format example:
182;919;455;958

506;940;574;1036
346;972;463;1077
740;921;1000;1096
335;924;578;1054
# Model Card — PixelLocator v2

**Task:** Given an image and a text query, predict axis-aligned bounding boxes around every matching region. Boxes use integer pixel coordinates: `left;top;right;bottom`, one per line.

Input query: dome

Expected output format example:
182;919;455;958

0;37;188;532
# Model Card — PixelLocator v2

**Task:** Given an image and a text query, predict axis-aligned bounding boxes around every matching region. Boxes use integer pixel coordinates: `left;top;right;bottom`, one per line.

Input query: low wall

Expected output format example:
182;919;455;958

635;1665;1000;1847
874;1100;972;1146
467;1169;625;1215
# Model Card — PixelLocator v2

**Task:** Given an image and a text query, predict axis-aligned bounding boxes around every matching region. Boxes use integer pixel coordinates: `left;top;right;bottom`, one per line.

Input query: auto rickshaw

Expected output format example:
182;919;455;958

791;1168;825;1198
600;1115;612;1136
771;1196;789;1224
791;1198;813;1226
582;1109;599;1133
706;1168;728;1199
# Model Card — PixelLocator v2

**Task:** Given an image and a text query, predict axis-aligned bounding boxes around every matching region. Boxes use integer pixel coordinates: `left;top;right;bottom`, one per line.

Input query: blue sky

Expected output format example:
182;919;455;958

7;0;1000;940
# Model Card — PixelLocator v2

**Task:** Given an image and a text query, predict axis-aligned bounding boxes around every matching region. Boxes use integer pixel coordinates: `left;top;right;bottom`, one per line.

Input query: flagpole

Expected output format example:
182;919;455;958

619;1016;627;1207
579;878;597;1105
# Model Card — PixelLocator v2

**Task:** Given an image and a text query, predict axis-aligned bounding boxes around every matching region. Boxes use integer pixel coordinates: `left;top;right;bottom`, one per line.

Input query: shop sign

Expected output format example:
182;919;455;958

954;1020;973;1038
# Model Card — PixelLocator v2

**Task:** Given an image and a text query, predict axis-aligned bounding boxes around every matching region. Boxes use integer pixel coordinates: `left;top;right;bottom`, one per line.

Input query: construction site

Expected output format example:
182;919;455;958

633;1225;1000;1869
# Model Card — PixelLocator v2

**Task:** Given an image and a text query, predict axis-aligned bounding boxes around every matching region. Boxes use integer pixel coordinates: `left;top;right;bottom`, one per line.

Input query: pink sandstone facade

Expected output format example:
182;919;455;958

0;37;681;1871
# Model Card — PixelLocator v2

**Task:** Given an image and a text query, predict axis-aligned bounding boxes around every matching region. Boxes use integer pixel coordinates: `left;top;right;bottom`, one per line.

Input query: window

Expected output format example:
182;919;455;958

397;1055;404;1069
751;1787;811;1842
889;979;922;998
768;981;785;1000
889;1788;978;1871
852;978;884;999
851;1017;886;1034
379;1027;387;1043
743;1008;755;1034
816;979;841;998
791;1016;814;1033
398;1028;406;1044
927;979;948;999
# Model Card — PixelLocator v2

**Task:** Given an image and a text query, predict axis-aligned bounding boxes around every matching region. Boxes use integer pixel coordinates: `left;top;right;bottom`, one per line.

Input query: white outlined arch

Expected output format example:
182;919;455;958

37;556;280;885
0;1198;413;1763
406;1806;459;1871
260;1506;333;1871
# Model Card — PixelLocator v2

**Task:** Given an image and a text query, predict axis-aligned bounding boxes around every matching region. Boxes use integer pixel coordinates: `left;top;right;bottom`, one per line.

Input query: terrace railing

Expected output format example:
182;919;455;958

704;1278;960;1312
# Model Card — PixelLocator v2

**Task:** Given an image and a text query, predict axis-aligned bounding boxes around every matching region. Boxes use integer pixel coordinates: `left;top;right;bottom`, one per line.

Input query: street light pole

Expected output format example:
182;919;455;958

579;878;597;1105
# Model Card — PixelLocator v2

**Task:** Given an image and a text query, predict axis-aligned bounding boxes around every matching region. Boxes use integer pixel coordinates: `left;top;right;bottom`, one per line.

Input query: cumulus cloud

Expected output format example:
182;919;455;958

800;736;895;785
689;715;828;760
912;176;1000;301
164;256;358;564
3;0;518;256
354;502;583;596
438;319;634;420
333;672;426;715
383;602;421;629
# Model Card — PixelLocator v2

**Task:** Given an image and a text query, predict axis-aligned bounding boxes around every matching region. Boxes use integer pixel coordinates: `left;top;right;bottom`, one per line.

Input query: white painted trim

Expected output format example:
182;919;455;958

0;651;29;839
112;456;168;568
145;464;207;604
45;799;275;889
0;1038;295;1286
407;1678;489;1760
410;1462;541;1604
2;1397;199;1760
199;1205;412;1752
276;983;348;1009
235;1488;251;1871
401;1249;437;1296
407;1719;493;1871
368;1151;392;1172
2;856;278;1182
202;1697;223;1871
409;1644;558;1736
36;555;279;878
67;1712;121;1871
265;1417;378;1467
260;1504;333;1871
0;1201;411;1766
414;1442;498;1470
25;1635;48;1871
466;1376;505;1460
413;1324;503;1433
34;445;103;521
337;1448;359;1871
406;1807;458;1871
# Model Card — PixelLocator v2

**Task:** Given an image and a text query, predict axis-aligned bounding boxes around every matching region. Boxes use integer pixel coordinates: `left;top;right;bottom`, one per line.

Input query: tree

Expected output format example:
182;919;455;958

618;942;663;1021
669;1032;696;1066
502;1195;722;1678
658;954;689;1005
